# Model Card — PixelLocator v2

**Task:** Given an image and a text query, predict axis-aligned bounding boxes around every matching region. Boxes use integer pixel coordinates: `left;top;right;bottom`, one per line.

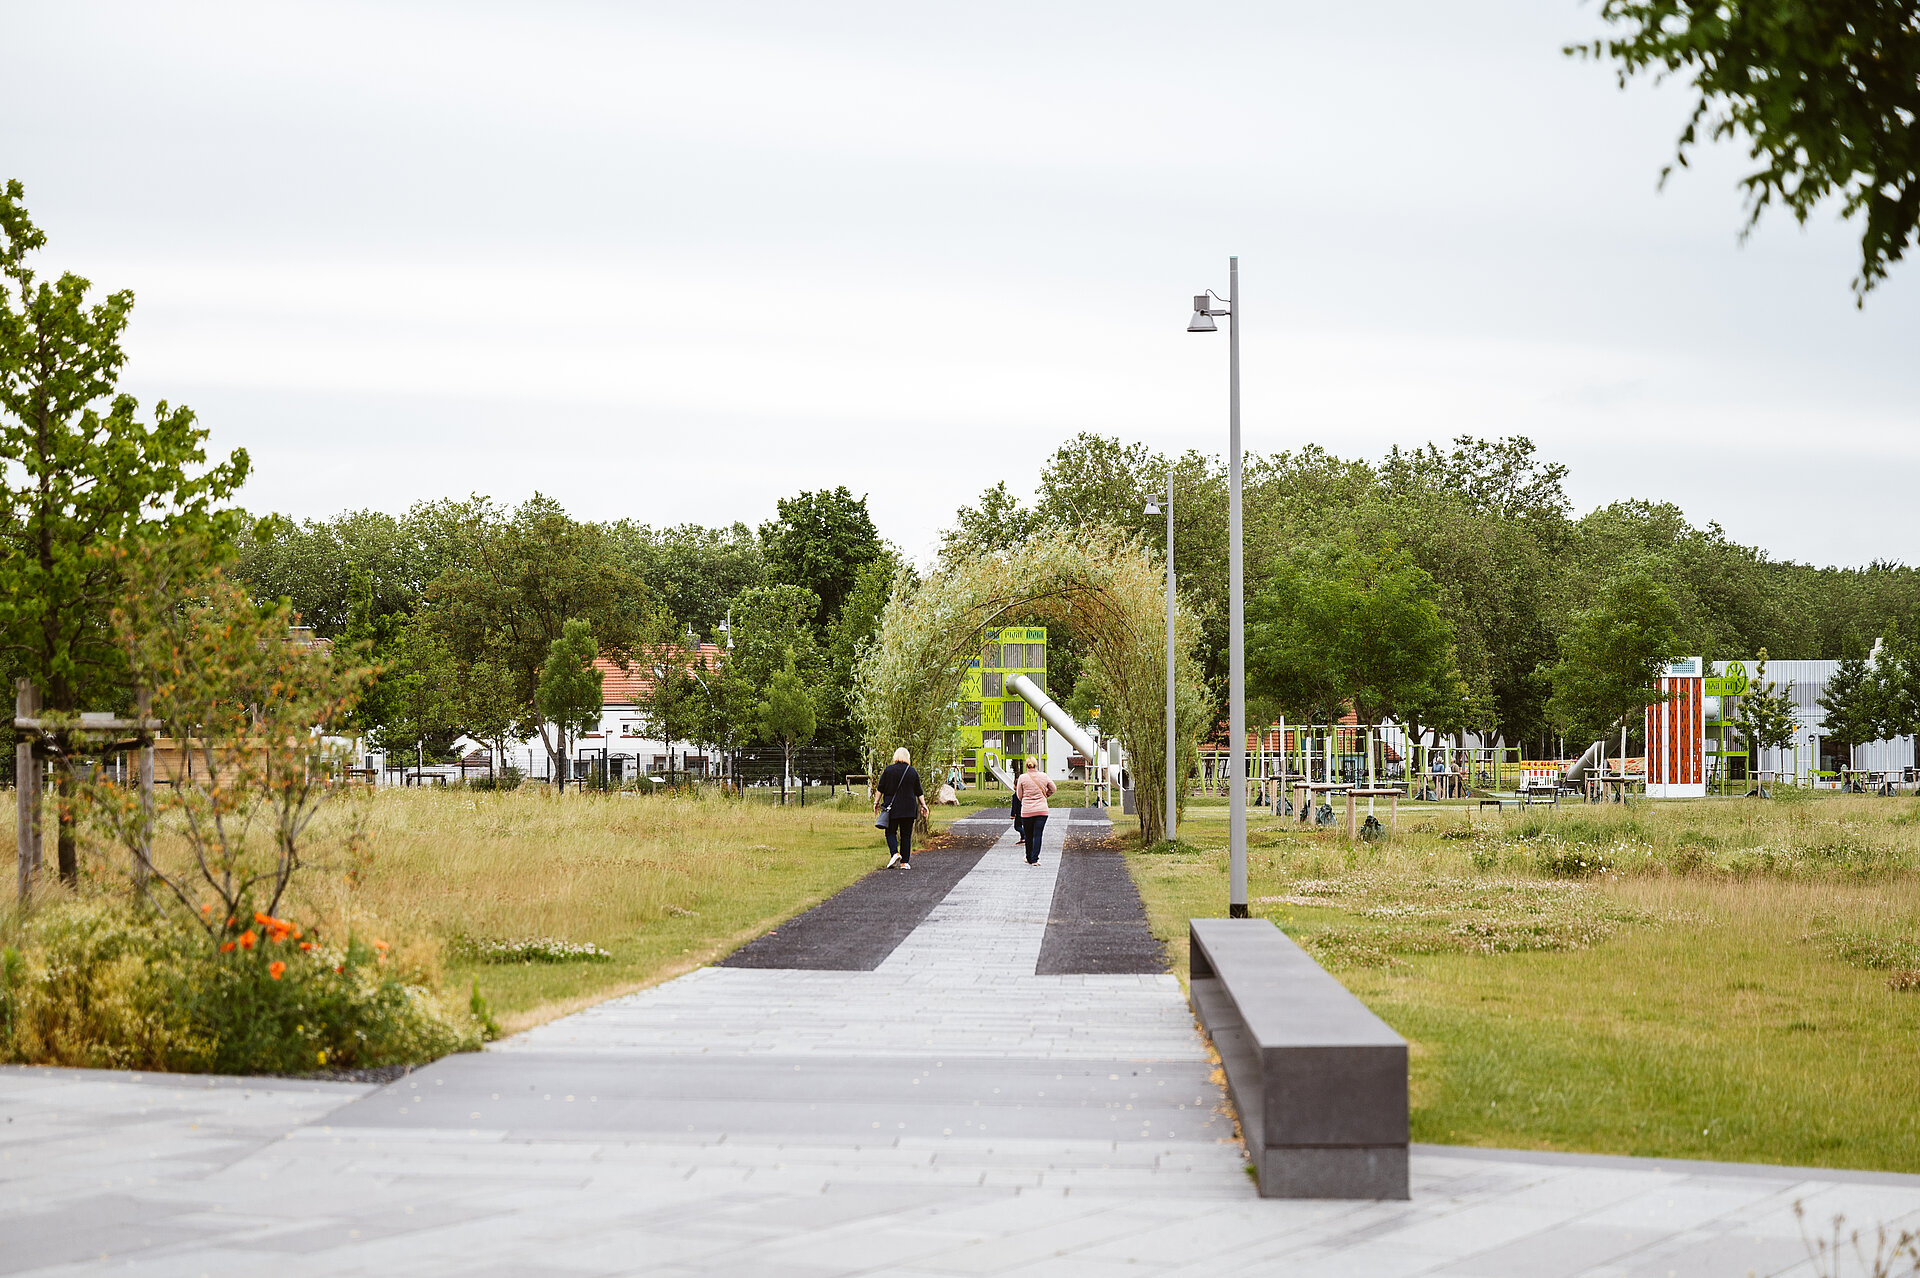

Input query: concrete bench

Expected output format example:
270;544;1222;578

1188;918;1409;1199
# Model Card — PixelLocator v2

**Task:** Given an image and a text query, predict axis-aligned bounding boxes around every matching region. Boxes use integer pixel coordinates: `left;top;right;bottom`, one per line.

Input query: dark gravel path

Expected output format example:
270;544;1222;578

717;812;1001;971
1035;812;1168;975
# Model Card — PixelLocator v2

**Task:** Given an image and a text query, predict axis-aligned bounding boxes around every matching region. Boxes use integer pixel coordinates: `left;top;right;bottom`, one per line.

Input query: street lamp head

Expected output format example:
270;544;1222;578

1187;295;1217;333
1143;499;1160;516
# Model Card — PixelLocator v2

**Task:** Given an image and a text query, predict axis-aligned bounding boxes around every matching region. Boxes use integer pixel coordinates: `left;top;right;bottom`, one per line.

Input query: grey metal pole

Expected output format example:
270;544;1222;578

1228;256;1248;917
1165;469;1178;843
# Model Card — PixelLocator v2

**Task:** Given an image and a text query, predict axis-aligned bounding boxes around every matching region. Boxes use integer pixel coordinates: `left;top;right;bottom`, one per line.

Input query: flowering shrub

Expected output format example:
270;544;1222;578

0;899;481;1074
448;935;613;964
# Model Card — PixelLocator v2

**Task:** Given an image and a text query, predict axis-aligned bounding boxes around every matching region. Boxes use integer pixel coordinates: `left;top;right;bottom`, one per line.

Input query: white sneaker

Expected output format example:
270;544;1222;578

901;861;912;869
888;852;903;868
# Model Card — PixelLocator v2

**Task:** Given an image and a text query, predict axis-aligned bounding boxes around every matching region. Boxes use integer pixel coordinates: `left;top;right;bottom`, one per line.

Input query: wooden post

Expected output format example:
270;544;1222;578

136;688;155;884
16;677;40;901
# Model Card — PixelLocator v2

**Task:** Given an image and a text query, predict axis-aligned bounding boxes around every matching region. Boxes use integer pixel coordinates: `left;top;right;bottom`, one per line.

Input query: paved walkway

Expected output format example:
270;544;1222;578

4;810;1919;1276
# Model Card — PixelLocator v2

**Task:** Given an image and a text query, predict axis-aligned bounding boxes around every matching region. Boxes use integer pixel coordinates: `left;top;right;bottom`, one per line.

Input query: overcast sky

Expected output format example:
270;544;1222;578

5;0;1915;568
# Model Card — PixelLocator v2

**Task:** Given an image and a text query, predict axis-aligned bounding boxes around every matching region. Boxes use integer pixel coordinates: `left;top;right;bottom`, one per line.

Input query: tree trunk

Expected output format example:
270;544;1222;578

56;762;78;886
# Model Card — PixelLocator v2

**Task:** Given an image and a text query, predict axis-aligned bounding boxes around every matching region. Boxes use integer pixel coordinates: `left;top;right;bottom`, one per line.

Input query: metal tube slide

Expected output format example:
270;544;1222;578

1561;739;1603;785
1007;674;1101;764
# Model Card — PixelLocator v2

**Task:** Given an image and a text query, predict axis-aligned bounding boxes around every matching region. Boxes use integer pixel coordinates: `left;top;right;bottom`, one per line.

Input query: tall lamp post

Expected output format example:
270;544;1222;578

1188;257;1248;917
1144;473;1177;843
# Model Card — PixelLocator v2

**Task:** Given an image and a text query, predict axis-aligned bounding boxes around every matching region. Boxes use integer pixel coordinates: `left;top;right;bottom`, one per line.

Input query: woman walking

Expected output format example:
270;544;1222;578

1014;756;1057;866
875;747;928;869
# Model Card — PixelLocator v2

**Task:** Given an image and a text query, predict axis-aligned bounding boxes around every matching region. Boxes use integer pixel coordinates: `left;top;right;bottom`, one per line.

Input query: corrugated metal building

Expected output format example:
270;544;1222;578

1709;658;1915;783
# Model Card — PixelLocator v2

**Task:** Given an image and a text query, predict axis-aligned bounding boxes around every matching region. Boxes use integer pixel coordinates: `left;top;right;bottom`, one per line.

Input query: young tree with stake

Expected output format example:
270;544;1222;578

0;180;252;886
758;651;816;805
535;619;604;790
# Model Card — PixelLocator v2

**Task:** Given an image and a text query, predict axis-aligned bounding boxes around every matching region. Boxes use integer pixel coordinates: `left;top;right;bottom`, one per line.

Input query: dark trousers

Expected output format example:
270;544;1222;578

885;817;915;863
1021;813;1047;863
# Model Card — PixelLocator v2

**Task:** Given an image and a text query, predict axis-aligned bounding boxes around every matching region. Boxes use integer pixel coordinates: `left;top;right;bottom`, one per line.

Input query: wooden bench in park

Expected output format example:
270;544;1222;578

1188;918;1409;1199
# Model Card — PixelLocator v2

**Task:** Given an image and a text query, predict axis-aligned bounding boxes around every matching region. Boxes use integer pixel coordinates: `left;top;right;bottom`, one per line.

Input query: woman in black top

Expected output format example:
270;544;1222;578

875;747;928;868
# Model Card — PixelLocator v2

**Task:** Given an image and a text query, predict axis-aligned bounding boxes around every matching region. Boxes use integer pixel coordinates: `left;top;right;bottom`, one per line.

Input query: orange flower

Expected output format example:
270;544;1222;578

268;961;286;980
239;929;257;950
373;939;389;952
220;941;236;953
200;904;212;917
299;942;314;952
254;911;272;926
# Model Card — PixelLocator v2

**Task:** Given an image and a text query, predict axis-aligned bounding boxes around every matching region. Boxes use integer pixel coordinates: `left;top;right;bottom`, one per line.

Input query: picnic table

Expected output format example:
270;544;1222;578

1345;787;1403;839
1477;782;1561;814
1588;772;1636;803
1292;781;1349;827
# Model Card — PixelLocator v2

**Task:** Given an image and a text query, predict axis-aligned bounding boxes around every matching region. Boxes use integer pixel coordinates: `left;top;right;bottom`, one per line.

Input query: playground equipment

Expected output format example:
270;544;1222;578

1006;673;1127;808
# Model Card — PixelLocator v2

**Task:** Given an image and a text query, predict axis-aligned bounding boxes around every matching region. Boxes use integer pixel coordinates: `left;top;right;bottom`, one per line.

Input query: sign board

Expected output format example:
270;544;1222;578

1704;661;1750;698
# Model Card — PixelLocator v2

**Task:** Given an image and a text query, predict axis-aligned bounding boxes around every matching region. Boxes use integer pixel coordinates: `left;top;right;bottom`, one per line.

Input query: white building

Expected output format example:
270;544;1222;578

1710;658;1915;785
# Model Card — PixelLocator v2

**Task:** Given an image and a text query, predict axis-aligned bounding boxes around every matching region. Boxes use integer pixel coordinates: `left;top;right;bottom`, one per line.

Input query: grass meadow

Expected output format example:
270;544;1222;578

4;785;914;1035
1128;793;1920;1173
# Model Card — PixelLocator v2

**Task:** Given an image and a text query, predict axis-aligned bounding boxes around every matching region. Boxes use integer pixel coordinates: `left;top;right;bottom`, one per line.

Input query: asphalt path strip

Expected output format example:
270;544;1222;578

1035;808;1170;975
717;810;1000;971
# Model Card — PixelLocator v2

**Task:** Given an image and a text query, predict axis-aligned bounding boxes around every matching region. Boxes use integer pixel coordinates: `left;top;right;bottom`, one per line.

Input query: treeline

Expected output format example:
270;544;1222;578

231;490;898;776
942;434;1920;752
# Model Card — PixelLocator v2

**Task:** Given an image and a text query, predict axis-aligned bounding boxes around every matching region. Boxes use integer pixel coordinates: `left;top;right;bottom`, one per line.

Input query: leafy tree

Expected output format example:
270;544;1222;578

1248;546;1467;751
1733;649;1802;770
1818;649;1881;777
1870;626;1920;745
534;619;604;789
1034;433;1158;529
760;487;882;633
96;539;374;924
1063;671;1106;727
939;482;1045;561
758;650;817;803
426;495;653;778
631;615;716;784
817;552;903;772
1574;0;1920;300
230;498;491;639
369;625;462;772
0;179;251;883
604;519;765;642
1544;573;1684;744
461;656;522;774
722;583;821;730
692;659;757;769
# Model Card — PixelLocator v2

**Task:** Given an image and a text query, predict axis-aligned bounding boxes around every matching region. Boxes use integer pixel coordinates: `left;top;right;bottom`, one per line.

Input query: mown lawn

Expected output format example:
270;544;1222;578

1126;794;1920;1173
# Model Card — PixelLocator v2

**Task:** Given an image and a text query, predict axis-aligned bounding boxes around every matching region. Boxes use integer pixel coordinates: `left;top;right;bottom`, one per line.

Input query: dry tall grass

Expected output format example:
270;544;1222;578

5;786;893;1033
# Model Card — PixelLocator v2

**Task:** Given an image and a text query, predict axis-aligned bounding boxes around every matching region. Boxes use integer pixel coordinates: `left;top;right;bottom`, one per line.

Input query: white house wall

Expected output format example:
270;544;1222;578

504;701;718;779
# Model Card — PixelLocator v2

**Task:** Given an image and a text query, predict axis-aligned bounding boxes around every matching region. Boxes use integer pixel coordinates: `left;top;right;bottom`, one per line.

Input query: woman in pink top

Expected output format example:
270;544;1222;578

1015;757;1057;865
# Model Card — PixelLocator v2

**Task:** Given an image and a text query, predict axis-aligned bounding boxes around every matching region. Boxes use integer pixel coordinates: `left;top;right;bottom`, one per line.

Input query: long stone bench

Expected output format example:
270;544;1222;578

1188;917;1409;1199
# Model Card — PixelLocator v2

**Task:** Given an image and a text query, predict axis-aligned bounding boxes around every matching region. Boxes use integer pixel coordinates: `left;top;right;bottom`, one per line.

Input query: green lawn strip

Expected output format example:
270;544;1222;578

1123;811;1920;1174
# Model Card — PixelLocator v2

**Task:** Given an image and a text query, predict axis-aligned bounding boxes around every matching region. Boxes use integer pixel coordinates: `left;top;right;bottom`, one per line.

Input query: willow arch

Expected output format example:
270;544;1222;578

853;527;1210;844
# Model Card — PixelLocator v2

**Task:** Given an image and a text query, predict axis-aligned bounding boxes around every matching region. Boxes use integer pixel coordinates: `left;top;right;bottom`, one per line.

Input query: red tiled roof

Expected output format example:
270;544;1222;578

597;644;724;706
